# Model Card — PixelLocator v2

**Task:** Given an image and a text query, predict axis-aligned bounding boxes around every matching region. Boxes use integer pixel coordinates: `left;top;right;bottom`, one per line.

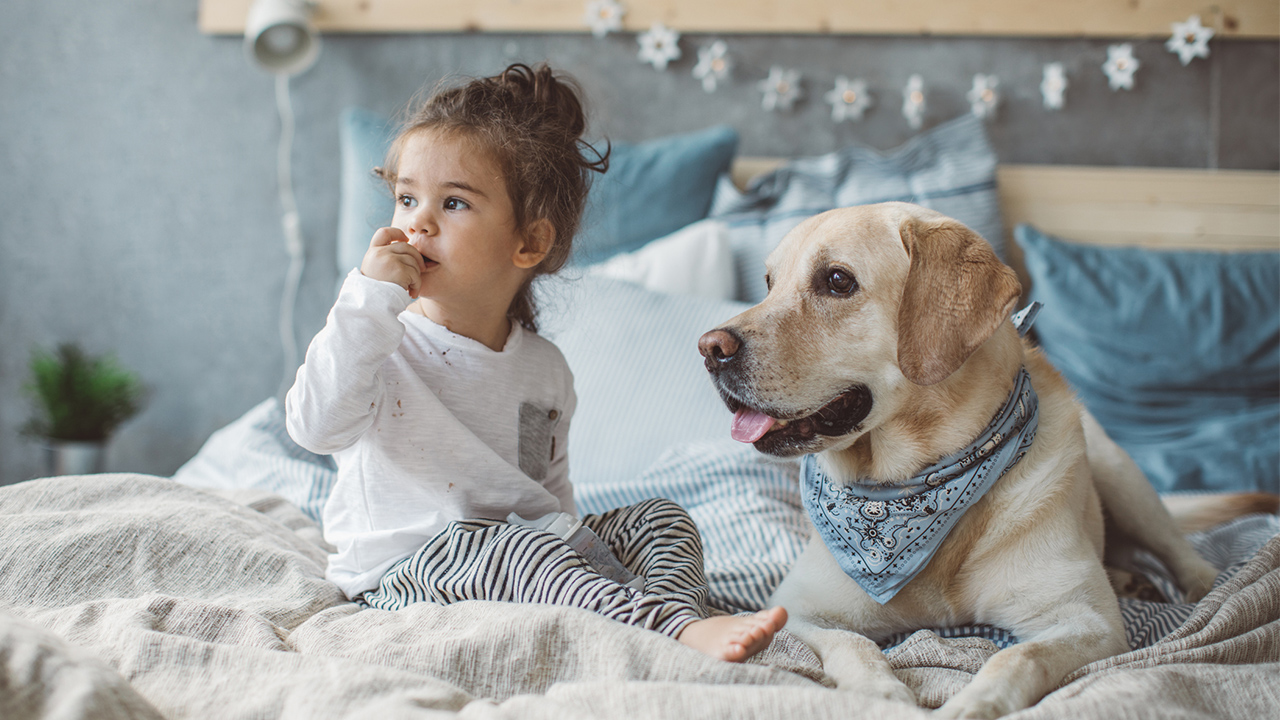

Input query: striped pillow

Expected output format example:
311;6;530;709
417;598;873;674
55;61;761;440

710;113;1003;303
575;440;807;614
172;398;336;524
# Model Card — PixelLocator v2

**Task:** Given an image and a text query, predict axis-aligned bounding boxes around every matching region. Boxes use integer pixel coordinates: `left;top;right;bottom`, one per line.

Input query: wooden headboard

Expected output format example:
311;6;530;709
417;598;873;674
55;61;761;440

200;0;1278;37
999;165;1278;293
731;159;1279;252
993;165;1279;252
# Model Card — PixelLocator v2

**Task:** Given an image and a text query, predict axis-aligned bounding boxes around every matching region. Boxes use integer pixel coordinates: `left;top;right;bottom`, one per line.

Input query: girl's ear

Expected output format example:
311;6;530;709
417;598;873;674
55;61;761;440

513;219;555;269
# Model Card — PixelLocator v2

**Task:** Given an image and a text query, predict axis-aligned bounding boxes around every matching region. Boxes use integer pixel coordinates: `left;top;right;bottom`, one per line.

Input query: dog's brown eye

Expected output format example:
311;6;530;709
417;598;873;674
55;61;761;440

827;268;857;295
765;273;773;291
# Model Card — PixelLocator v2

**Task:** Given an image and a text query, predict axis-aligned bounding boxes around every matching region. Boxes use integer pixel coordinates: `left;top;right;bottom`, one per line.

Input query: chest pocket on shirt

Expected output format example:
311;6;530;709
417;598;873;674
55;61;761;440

518;402;561;481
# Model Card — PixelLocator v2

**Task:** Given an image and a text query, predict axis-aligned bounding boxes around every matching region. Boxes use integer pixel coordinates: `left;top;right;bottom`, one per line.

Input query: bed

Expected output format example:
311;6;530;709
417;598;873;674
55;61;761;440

2;114;1277;719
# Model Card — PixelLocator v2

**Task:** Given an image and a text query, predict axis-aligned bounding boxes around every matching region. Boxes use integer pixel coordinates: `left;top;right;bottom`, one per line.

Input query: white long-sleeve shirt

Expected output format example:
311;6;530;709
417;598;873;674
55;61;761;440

286;270;576;599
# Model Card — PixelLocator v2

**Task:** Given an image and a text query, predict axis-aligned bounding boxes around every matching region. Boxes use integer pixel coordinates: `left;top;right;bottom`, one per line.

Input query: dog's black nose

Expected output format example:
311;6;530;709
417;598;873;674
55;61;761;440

698;328;741;366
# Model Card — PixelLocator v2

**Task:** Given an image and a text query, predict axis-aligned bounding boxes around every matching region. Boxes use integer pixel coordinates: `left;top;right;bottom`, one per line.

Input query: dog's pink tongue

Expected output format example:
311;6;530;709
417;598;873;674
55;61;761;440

731;409;776;443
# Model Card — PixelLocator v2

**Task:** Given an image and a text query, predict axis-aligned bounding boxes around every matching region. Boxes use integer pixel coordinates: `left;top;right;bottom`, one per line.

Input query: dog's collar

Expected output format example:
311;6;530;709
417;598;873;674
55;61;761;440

800;304;1041;605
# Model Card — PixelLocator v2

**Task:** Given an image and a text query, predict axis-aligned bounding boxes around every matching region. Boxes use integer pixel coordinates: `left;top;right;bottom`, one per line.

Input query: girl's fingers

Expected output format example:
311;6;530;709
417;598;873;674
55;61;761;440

405;243;429;272
370;226;409;248
363;228;426;296
396;251;424;298
388;240;428;272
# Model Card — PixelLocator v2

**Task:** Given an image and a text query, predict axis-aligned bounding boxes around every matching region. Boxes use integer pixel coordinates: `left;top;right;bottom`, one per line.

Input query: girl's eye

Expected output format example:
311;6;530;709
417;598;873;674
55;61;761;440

826;268;858;296
397;195;416;209
444;197;469;211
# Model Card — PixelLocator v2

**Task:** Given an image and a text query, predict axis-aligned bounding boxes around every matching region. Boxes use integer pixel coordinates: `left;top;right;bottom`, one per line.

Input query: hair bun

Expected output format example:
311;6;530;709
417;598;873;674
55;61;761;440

497;63;587;140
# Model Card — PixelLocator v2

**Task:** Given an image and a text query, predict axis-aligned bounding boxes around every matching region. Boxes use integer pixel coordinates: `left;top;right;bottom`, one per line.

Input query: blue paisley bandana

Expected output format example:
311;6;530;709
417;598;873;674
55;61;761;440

800;304;1042;605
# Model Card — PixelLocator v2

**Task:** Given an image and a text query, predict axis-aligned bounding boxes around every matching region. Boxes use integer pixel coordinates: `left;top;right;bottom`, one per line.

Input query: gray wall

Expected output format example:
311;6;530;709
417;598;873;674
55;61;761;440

1;0;1277;485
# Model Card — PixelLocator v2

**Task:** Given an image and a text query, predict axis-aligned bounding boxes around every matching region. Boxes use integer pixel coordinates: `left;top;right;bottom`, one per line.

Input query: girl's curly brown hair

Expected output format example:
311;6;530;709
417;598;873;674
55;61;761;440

377;63;610;332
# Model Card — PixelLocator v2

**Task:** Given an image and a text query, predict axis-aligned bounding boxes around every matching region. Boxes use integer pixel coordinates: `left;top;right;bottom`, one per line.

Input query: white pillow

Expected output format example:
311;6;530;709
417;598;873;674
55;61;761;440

536;275;749;486
586;219;737;301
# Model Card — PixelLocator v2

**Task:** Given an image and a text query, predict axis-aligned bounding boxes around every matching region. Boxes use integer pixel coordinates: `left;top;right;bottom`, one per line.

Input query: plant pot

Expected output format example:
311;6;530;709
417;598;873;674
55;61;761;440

43;440;107;476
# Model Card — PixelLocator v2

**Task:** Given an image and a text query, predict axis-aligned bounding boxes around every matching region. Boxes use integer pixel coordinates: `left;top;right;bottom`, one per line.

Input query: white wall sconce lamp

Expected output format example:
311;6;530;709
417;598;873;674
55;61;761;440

245;0;321;75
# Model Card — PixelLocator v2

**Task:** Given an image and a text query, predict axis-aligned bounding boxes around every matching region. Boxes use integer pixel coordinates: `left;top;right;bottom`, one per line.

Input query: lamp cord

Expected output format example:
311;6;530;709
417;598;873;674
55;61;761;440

275;72;305;400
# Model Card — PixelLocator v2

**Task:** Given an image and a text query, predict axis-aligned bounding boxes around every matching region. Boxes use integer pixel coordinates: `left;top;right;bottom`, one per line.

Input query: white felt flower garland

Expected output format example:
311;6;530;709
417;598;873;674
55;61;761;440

758;66;803;112
825;76;872;122
637;22;681;71
692;40;732;92
579;5;1220;129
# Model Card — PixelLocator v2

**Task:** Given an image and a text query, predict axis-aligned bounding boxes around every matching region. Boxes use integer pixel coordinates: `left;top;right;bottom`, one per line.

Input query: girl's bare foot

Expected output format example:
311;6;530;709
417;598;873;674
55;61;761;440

677;606;788;662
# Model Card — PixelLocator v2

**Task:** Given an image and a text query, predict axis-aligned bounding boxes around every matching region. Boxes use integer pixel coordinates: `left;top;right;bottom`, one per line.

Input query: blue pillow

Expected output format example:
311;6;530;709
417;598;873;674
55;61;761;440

337;108;397;281
573;125;739;265
1015;224;1280;493
336;110;738;279
709;114;1002;303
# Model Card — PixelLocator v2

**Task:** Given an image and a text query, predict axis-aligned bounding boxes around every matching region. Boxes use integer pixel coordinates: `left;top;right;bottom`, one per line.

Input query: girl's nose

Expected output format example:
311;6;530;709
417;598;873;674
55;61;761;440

406;210;437;240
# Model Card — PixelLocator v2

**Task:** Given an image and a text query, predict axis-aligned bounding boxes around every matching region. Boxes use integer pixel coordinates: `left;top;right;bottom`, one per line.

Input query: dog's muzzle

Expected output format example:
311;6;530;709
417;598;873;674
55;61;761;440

698;327;873;456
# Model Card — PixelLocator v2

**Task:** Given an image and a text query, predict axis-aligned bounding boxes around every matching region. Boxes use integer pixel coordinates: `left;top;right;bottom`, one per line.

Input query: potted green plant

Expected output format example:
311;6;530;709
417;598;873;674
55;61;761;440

22;342;148;476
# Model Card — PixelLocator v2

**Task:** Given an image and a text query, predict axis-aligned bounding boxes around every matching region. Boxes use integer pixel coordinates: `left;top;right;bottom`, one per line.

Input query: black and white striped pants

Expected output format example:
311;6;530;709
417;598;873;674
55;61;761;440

357;498;712;638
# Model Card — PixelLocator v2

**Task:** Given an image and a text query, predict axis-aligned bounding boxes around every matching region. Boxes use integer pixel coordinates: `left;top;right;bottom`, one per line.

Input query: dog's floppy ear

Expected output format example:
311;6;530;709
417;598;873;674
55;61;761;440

896;215;1021;386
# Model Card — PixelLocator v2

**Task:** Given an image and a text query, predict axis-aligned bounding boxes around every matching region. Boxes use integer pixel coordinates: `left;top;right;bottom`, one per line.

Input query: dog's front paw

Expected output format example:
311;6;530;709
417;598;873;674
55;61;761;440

877;681;918;706
865;679;917;706
831;671;917;706
1178;558;1219;603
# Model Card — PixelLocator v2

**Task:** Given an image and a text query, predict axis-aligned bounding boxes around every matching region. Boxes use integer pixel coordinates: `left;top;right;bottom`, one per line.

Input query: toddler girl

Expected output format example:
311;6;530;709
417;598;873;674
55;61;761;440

286;63;786;661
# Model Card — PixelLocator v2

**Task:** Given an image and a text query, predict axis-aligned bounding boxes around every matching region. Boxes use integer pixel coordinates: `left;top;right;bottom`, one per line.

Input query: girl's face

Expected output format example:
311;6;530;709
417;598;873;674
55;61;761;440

390;129;535;322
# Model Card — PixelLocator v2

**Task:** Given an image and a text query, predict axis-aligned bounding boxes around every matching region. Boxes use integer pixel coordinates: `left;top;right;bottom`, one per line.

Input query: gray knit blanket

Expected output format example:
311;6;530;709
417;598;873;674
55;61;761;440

2;474;1277;719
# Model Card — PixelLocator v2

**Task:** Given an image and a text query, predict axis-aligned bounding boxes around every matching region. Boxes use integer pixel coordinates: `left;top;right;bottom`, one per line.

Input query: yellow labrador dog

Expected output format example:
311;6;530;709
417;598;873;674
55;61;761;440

697;203;1223;718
